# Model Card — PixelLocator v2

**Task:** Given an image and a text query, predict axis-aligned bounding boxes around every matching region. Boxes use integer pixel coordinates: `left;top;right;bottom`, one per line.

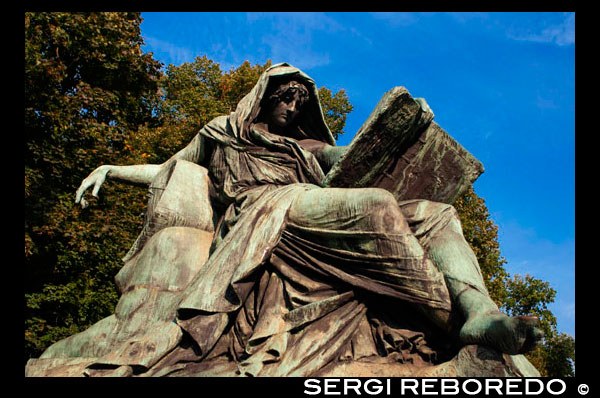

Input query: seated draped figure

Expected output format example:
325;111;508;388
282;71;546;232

28;63;543;377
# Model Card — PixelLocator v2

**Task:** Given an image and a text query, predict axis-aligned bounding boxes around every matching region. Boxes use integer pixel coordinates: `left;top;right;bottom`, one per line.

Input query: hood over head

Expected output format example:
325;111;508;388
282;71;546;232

231;63;336;146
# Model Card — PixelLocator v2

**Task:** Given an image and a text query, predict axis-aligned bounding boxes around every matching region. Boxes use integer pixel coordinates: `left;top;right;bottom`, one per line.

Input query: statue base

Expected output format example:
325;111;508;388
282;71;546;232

25;344;539;377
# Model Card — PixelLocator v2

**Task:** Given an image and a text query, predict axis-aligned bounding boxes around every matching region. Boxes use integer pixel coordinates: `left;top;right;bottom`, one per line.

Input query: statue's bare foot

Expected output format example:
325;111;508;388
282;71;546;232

459;311;543;355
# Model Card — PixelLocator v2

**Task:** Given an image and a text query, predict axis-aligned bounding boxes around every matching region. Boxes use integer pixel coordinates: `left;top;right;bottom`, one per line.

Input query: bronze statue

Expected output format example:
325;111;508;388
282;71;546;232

26;63;542;377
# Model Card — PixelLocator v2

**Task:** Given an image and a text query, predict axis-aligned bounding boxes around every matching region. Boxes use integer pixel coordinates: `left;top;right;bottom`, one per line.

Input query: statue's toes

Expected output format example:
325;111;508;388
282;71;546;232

516;315;543;354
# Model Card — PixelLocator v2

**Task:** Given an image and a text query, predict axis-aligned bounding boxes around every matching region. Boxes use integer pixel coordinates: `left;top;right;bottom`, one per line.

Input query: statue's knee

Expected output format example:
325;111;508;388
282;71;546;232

424;201;457;219
362;188;397;208
438;203;463;233
422;201;462;234
362;189;408;233
445;203;460;220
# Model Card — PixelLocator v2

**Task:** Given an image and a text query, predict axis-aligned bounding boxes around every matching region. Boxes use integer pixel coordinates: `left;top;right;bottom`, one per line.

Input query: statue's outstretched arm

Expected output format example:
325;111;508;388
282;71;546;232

75;133;207;209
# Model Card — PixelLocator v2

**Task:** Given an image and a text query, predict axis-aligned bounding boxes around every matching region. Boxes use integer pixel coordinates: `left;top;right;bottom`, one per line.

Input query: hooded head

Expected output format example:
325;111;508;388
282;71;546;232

231;63;336;146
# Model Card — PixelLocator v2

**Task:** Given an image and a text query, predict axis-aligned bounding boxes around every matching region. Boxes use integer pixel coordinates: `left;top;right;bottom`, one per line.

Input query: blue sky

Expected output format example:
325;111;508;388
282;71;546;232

139;12;575;337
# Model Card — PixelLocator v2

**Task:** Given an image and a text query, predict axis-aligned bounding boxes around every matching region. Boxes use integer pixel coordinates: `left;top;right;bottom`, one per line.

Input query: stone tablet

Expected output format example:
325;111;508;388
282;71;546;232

323;87;484;204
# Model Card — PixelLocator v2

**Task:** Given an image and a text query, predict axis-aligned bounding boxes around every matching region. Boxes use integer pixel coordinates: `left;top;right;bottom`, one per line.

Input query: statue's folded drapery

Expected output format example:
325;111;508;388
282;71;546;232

160;182;460;376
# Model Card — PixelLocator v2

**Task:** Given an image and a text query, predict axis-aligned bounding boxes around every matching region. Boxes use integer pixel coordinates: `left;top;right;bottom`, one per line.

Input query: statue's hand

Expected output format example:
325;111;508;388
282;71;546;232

414;97;434;119
75;165;111;209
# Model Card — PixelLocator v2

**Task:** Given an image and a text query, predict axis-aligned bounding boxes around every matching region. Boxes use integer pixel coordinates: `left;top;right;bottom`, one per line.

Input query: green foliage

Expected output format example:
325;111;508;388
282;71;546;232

25;12;161;362
544;332;575;377
523;332;575;377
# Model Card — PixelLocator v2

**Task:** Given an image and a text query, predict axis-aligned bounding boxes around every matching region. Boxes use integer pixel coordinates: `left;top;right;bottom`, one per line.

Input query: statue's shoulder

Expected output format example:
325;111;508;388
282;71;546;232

206;114;231;130
213;114;231;123
199;114;235;144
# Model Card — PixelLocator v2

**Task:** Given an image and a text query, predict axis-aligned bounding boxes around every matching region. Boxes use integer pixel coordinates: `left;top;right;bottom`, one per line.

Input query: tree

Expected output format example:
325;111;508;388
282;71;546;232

25;12;163;362
544;332;575;377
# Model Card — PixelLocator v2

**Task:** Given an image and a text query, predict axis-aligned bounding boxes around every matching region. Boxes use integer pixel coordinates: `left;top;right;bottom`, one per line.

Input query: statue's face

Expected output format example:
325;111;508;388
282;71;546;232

269;89;303;128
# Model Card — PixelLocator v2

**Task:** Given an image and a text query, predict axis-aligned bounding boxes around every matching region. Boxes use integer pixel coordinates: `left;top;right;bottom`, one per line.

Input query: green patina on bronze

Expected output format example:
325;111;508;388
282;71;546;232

26;63;542;377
